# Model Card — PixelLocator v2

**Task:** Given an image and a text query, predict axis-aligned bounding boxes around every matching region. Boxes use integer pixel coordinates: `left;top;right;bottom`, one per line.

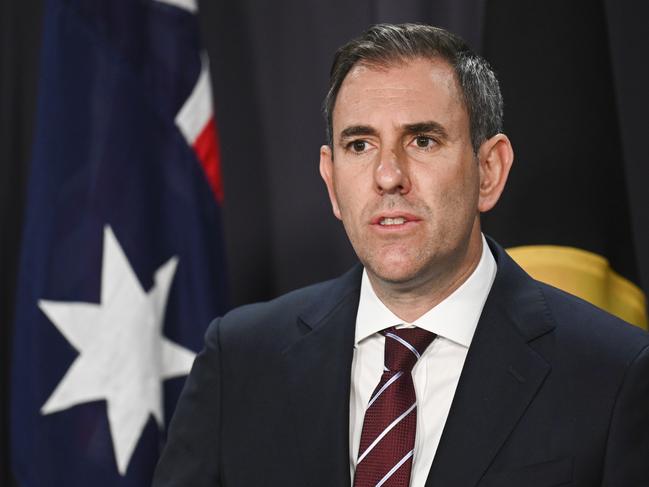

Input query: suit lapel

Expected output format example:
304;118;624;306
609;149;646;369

281;266;362;487
425;240;555;487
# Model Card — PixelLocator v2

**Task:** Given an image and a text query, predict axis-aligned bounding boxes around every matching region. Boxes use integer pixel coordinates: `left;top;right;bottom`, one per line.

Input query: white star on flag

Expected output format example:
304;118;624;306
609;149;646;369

38;225;196;475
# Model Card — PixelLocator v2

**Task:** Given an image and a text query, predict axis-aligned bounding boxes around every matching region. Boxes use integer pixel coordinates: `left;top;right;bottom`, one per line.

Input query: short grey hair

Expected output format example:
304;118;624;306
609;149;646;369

323;23;503;154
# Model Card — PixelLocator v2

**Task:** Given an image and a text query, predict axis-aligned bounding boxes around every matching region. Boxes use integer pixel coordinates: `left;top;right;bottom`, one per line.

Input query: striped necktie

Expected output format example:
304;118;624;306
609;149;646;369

353;327;436;487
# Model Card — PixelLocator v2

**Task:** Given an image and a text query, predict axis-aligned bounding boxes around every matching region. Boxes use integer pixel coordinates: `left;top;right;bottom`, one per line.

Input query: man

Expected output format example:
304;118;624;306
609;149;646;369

153;24;649;486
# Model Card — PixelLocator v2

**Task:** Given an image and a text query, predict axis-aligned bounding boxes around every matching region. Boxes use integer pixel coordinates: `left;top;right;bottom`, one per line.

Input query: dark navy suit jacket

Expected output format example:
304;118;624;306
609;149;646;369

153;239;649;486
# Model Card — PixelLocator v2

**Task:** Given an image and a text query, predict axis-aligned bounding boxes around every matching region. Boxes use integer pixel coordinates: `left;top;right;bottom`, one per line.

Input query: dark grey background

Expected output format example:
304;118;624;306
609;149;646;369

2;0;649;484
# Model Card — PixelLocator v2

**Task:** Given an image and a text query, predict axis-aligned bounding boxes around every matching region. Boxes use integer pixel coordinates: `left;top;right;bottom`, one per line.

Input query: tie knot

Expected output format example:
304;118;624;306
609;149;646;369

383;327;436;372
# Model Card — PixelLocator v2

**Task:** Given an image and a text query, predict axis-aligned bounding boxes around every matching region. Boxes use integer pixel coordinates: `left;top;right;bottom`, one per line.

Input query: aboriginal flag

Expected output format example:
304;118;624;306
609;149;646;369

482;1;648;329
10;0;227;485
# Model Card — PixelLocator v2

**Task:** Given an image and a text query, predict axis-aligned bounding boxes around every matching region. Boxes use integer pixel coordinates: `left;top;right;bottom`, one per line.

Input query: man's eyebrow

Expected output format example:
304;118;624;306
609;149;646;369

339;125;378;140
337;121;449;143
402;121;448;139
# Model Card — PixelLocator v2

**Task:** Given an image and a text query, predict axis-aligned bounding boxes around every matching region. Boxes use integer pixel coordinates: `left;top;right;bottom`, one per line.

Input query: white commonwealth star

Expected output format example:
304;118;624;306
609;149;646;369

39;225;196;475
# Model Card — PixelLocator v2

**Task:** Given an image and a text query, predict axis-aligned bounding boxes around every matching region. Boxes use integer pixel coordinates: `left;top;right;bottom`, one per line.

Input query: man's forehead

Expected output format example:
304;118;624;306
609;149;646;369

332;57;466;131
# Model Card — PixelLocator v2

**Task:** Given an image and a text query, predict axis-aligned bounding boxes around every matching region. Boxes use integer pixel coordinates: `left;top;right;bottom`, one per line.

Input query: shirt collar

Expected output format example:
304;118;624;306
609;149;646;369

354;234;497;347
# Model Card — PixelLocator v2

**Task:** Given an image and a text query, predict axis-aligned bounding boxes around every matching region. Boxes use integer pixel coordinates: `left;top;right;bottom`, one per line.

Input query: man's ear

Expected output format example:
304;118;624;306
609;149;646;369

476;134;514;213
319;144;342;220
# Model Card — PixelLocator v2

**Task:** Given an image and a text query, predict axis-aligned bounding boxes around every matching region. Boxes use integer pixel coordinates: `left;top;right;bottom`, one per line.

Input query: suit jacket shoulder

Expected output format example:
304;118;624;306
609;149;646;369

208;264;363;355
154;265;362;487
536;278;649;367
484;236;648;366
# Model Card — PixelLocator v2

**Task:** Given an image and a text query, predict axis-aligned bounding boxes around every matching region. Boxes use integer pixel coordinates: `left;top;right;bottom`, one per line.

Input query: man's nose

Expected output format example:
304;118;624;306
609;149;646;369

374;145;411;195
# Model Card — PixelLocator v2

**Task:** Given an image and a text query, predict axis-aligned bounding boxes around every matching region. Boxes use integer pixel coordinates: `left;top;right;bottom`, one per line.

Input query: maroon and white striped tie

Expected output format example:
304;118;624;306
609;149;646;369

353;327;436;487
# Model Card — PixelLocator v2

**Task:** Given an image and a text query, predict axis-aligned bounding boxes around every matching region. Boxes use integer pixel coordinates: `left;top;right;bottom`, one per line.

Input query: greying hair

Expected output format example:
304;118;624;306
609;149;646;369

323;23;503;154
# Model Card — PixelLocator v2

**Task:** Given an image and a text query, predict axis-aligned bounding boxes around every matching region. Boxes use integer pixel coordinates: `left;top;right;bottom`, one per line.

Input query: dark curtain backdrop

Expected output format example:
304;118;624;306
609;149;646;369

2;0;648;484
1;1;43;486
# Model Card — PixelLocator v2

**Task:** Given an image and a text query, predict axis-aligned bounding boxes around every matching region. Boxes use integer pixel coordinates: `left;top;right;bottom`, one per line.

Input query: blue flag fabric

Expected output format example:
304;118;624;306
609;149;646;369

11;0;227;484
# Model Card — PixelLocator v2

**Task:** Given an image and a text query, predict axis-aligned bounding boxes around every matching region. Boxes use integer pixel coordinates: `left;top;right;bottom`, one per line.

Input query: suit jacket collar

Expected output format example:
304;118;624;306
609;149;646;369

294;237;555;340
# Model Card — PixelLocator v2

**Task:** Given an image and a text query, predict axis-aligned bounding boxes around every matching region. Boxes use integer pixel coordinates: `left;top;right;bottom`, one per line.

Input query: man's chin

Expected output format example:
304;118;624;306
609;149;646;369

364;261;425;287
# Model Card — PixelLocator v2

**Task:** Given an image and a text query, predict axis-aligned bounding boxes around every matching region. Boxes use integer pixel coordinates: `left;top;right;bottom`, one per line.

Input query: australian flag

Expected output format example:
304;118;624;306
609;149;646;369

10;0;227;485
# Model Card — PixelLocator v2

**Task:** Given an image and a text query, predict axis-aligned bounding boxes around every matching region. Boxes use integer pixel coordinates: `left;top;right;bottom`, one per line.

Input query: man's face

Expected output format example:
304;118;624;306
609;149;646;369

320;57;484;290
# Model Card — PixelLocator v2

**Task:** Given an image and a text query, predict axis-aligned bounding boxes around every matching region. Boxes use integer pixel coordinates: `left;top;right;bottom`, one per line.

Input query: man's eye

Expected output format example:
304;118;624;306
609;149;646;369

414;135;435;148
351;140;367;152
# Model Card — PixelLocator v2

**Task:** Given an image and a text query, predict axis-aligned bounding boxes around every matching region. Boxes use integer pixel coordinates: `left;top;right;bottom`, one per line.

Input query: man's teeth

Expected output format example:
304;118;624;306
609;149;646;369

379;217;406;226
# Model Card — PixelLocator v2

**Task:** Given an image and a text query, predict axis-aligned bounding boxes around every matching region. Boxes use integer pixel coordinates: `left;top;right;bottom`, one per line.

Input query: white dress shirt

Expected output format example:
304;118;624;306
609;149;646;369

349;235;497;486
